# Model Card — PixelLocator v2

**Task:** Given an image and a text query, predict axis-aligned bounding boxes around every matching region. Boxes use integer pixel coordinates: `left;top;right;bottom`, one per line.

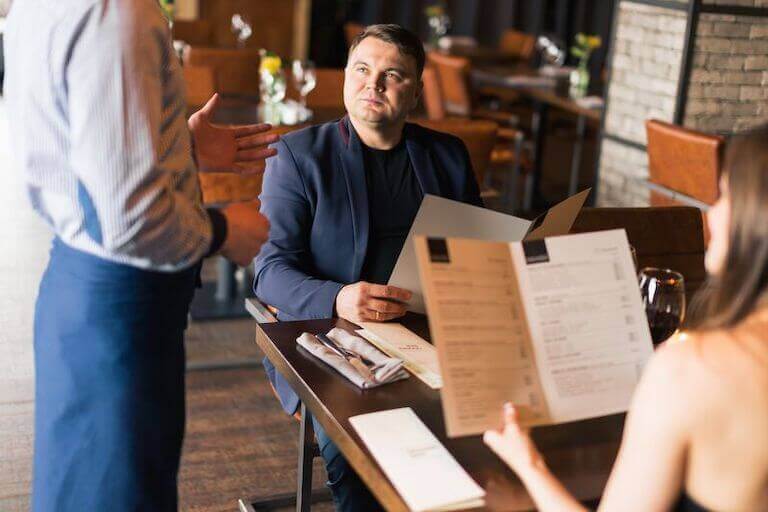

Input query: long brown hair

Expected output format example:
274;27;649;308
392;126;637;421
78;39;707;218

687;123;768;329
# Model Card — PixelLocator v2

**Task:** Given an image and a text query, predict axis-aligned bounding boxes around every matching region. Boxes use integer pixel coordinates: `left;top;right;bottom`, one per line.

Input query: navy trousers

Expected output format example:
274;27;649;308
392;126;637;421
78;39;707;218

32;240;197;512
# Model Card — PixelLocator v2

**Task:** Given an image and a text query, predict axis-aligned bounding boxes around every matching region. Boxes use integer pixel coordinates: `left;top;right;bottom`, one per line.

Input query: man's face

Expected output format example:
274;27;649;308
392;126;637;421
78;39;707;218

343;37;421;130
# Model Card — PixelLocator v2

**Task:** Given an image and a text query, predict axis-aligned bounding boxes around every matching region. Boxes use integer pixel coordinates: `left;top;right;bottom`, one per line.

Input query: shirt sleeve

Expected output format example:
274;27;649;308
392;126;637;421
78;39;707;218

63;0;212;267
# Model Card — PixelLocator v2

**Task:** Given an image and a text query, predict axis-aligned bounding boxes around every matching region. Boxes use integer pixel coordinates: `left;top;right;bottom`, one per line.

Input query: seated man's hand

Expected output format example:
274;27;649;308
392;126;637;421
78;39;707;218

188;94;279;174
335;282;412;323
219;201;270;266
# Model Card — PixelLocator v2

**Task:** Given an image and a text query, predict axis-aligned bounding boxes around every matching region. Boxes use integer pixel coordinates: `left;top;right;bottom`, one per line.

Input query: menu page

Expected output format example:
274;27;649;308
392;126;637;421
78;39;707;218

510;229;653;423
415;236;550;437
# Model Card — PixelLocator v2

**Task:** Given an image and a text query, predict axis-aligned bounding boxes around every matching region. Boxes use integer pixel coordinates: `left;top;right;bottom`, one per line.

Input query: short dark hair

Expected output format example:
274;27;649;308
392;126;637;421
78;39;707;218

348;24;426;78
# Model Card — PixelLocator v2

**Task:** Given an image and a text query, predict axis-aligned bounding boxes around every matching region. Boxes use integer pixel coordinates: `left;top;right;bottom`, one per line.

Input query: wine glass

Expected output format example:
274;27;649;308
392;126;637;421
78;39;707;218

291;60;317;109
638;268;686;347
231;14;253;48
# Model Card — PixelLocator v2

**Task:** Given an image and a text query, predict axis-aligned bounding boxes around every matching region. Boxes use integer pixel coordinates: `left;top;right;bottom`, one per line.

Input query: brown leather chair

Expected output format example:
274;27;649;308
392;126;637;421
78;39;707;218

182;46;262;96
425;52;531;209
421;65;447;121
182;65;216;110
498;29;536;60
344;21;365;47
571;206;707;299
413;118;498;188
645;119;724;207
286;68;345;109
171;19;214;46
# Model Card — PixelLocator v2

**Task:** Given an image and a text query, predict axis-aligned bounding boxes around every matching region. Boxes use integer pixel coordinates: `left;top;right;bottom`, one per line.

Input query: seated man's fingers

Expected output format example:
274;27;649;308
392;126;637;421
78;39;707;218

367;284;412;302
367;298;407;315
364;308;404;322
234;147;278;162
236;132;281;149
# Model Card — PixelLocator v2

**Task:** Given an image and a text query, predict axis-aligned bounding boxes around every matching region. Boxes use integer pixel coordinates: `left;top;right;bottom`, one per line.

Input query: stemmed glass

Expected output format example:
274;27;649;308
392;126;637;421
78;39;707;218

291;60;317;110
231;14;253;48
638;268;686;346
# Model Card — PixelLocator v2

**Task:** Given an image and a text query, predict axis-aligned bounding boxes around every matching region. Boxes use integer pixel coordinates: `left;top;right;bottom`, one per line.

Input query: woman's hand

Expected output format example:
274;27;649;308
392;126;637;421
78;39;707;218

483;403;545;476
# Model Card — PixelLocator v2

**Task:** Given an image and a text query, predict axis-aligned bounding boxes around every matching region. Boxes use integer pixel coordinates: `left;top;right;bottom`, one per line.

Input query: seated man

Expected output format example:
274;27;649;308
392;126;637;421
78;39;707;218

254;24;482;510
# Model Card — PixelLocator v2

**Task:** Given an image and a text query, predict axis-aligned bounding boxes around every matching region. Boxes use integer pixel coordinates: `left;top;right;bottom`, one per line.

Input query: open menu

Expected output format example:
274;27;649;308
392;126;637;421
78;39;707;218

414;229;653;437
389;189;591;313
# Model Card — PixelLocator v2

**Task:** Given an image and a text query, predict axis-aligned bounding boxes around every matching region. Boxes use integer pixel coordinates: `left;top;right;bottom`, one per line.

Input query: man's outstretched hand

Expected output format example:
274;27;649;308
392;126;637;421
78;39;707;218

188;93;280;174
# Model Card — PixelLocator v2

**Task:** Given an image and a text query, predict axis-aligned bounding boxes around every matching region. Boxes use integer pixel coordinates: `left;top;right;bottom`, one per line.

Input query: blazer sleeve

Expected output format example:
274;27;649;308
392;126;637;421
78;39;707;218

253;138;344;319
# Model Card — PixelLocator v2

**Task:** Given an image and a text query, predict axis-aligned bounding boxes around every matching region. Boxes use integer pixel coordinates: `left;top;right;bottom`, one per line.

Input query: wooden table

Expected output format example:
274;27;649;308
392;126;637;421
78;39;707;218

473;65;603;205
249;306;625;511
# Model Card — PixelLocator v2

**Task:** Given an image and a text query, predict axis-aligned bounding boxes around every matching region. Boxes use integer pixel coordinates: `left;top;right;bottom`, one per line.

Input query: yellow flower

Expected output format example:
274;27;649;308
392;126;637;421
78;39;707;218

586;36;602;49
260;55;282;75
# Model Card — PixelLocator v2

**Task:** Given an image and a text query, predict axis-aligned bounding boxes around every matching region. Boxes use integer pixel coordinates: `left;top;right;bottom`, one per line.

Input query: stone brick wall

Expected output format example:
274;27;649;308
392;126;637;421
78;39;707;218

598;0;768;206
598;2;687;206
685;12;768;131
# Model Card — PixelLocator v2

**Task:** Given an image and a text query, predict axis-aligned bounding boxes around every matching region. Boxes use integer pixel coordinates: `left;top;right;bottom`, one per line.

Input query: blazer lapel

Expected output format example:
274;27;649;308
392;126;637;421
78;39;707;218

404;124;441;196
337;117;370;280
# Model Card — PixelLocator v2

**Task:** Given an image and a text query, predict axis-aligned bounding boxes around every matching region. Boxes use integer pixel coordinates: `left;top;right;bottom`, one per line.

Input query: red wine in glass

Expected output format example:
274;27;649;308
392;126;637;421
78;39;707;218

639;268;686;347
647;310;682;345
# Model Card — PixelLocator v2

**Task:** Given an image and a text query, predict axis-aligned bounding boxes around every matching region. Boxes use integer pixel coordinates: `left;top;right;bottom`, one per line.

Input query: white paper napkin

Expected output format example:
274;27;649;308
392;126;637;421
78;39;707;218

296;329;409;389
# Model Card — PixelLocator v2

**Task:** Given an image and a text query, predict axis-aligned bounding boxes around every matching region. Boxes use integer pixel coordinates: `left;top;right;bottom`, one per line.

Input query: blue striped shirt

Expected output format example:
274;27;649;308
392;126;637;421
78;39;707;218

4;0;213;271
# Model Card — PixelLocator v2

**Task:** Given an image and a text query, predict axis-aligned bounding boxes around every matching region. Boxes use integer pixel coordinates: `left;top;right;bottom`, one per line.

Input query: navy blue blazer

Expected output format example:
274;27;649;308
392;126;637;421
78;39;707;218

254;117;482;414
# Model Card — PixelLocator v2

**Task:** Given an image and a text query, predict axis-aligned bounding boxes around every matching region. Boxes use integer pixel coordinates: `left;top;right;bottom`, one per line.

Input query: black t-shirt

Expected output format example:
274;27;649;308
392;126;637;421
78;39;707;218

360;139;424;284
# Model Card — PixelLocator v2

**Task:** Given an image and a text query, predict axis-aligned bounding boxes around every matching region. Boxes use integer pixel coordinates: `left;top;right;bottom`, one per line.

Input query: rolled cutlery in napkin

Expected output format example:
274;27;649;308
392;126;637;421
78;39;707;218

296;328;409;389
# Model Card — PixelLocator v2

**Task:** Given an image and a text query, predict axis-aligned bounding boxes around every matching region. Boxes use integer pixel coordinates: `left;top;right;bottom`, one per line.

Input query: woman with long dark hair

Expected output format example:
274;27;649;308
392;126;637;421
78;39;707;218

484;124;768;511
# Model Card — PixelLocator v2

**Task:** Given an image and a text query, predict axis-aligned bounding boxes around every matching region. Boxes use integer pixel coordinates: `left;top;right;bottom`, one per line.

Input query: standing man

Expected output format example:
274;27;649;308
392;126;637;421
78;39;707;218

4;1;277;510
255;24;482;510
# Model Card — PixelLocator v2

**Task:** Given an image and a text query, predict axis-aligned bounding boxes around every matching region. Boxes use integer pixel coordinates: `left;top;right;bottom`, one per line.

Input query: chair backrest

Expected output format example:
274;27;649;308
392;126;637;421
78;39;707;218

421;65;447;120
413;118;498;186
426;52;473;116
344;21;365;47
498;29;536;60
645;119;724;206
571;206;707;298
182;65;216;109
198;125;295;205
183;46;262;96
171;19;214;46
286;68;345;108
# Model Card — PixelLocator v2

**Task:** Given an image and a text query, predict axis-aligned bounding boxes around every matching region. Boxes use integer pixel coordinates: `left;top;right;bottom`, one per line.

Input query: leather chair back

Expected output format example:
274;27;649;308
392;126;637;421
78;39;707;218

344;22;365;47
182;65;216;109
421;65;447;120
172;20;214;46
426;52;473;116
286;68;345;108
571;206;707;298
645;119;724;206
414;118;498;186
183;46;262;96
498;29;536;60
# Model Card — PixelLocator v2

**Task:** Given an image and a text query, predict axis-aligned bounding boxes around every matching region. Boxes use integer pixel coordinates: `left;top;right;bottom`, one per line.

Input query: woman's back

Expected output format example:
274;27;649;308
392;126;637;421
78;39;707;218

682;309;768;510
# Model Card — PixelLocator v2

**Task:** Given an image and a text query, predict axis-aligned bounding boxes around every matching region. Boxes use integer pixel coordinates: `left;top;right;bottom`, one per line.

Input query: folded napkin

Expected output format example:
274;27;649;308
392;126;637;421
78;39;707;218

296;328;409;389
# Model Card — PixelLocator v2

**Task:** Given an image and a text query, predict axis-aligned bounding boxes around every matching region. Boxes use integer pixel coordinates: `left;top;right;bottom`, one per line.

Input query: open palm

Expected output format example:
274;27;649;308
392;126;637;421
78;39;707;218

188;93;280;174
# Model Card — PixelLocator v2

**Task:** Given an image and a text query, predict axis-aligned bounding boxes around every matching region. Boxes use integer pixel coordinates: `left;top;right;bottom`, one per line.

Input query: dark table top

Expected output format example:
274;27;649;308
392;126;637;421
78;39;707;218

473;65;603;122
251;306;625;511
211;96;347;127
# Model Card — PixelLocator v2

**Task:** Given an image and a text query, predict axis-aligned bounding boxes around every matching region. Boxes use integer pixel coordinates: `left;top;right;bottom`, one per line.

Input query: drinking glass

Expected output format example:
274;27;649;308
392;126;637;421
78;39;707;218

638;268;686;346
291;60;317;108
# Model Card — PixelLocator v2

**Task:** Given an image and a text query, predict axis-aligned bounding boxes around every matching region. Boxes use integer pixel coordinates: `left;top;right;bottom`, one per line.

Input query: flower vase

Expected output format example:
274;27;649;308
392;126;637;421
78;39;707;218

569;62;590;98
